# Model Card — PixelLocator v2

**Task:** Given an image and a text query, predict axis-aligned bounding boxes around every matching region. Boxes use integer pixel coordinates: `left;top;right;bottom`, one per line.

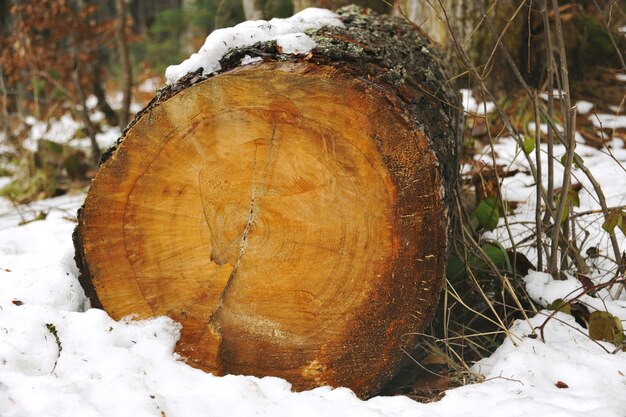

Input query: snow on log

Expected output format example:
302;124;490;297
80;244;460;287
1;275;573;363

73;6;460;398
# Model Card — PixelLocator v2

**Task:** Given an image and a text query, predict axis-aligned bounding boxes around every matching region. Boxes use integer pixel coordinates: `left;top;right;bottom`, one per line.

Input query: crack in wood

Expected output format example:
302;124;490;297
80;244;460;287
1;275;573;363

225;124;276;290
202;125;278;353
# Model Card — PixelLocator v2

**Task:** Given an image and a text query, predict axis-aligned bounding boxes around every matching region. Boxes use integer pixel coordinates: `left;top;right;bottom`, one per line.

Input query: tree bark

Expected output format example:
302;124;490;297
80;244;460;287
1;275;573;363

71;51;101;164
115;0;133;128
90;63;119;127
74;6;460;399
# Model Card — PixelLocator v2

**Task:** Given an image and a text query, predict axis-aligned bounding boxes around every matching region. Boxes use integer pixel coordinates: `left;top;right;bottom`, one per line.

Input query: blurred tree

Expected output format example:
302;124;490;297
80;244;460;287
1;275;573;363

291;0;390;13
128;0;183;34
242;0;264;20
393;0;626;95
115;0;132;128
129;0;247;74
0;0;116;160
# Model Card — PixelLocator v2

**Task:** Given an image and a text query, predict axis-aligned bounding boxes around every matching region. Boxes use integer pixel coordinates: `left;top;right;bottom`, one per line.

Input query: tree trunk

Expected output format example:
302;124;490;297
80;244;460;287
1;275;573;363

115;0;132;128
242;0;263;20
394;0;482;48
71;51;101;164
395;0;528;95
91;63;119;127
292;0;313;13
74;6;460;399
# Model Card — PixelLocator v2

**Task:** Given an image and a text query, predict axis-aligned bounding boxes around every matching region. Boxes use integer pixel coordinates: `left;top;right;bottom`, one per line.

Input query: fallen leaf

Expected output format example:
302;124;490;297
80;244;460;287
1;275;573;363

588;311;625;344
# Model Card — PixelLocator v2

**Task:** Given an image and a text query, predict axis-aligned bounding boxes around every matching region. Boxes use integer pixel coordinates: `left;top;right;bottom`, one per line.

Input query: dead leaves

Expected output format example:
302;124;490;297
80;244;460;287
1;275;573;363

555;380;569;389
588;311;625;346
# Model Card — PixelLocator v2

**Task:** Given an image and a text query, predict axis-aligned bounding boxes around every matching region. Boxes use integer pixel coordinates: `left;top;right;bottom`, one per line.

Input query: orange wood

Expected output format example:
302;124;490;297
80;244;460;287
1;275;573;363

78;62;447;397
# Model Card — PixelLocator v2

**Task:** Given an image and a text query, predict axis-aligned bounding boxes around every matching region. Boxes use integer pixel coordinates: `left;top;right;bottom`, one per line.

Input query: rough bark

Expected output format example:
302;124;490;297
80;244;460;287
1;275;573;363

74;6;460;399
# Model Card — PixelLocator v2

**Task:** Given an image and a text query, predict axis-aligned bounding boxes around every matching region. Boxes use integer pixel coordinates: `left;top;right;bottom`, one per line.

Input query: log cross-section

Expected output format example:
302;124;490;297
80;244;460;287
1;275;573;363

74;6;460;398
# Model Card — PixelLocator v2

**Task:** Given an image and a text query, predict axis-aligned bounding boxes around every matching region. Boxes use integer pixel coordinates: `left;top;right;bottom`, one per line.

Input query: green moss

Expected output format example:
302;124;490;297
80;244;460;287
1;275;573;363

1;168;57;204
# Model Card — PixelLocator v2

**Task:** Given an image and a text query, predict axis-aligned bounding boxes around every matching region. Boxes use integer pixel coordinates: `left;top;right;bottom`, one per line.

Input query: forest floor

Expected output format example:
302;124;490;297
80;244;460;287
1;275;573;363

0;81;625;416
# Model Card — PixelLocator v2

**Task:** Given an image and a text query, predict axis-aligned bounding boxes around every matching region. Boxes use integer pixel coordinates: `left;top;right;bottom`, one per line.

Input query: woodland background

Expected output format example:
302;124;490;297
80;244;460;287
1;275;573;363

0;0;624;202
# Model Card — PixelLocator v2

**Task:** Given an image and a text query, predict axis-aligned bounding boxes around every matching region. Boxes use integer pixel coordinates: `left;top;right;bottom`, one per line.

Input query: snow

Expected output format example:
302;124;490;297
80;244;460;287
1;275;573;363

538;89;566;101
85;95;98;110
576;100;594;115
19;113;121;154
527;121;584;143
474;312;626;417
138;78;161;94
591;114;626;130
460;89;495;115
164;8;344;85
73;126;121;151
527;121;564;135
24;114;81;151
241;55;263;66
2;198;626;417
616;73;626;82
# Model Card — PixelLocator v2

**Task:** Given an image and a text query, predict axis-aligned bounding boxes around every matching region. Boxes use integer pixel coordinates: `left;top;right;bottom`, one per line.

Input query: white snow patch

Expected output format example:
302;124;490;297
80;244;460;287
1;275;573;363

460;89;495;115
538;89;566;101
90;110;106;123
275;32;317;54
0;177;12;189
138;77;162;93
527;121;584;143
524;271;585;306
24;114;81;151
591;114;626;130
74;126;121;151
165;8;344;85
240;55;263;66
130;102;143;113
527;121;563;135
85;95;98;110
616;73;626;82
473;312;626;417
576;100;595;115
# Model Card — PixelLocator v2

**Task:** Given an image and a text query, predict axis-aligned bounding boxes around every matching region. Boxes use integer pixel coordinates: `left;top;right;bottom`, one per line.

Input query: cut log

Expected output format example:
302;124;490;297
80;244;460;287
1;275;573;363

74;6;460;398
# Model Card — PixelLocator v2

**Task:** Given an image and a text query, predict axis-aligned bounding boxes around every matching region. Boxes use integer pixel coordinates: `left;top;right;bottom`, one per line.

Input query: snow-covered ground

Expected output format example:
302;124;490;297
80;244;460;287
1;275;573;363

1;200;625;416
